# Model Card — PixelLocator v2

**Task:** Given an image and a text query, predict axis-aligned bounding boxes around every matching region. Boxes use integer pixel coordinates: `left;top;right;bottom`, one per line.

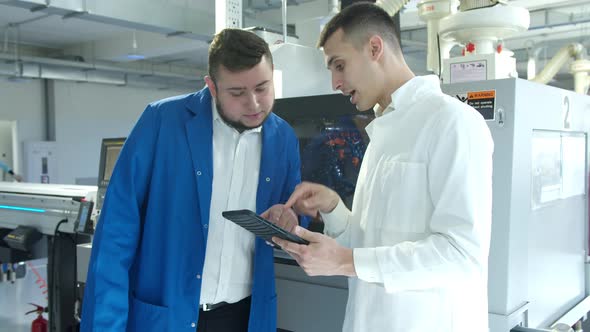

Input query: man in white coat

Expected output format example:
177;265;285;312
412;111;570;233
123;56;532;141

273;2;494;331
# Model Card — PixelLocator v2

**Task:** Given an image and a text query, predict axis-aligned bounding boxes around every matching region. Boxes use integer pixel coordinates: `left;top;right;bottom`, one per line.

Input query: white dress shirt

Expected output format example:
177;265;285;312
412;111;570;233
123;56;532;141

200;103;261;305
321;75;494;332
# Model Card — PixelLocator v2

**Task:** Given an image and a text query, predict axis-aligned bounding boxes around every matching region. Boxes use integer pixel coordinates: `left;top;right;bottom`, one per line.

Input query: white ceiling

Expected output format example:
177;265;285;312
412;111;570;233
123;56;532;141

0;6;128;48
0;0;589;89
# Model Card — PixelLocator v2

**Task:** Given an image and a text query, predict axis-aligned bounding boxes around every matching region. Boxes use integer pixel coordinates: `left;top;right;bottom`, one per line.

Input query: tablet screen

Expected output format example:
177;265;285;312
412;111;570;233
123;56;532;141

222;209;309;246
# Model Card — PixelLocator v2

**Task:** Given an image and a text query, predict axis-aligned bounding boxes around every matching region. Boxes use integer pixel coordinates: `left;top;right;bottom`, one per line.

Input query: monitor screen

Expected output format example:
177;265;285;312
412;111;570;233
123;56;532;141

103;145;123;182
76;200;94;234
97;138;126;211
98;138;125;187
273;94;374;209
77;203;90;232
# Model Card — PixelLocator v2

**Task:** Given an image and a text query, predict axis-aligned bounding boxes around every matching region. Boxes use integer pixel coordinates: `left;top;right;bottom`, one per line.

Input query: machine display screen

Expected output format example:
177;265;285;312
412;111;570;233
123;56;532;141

77;205;89;232
103;145;122;182
274;94;374;209
97;138;125;211
76;201;94;234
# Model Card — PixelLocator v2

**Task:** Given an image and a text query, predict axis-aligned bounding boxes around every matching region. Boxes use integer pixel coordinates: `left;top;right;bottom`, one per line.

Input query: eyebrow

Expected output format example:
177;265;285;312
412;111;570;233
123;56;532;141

226;80;271;92
256;80;270;87
327;56;338;69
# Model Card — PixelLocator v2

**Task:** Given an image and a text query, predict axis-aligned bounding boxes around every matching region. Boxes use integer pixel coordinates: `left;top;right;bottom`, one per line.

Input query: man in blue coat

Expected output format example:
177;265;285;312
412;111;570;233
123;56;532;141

81;28;304;332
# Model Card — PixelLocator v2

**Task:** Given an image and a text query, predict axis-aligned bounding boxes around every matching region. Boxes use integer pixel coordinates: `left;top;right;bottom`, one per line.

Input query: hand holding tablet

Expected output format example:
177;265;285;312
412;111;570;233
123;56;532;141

222;209;309;246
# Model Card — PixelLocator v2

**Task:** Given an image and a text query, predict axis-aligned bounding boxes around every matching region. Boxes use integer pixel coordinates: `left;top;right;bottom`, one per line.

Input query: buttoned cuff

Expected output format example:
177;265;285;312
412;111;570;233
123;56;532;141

353;247;383;283
320;199;348;236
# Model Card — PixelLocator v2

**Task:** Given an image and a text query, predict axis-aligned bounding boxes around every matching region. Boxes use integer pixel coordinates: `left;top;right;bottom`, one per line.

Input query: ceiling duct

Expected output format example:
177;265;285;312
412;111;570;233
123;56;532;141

0;53;203;89
2;0;214;42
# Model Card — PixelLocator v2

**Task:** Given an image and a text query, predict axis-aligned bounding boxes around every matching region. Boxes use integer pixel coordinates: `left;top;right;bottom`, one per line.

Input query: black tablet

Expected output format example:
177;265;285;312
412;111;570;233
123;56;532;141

222;209;309;246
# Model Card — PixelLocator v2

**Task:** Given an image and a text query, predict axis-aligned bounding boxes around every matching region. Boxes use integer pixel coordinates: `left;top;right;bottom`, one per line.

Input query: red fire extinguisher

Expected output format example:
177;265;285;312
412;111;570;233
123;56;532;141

25;303;47;332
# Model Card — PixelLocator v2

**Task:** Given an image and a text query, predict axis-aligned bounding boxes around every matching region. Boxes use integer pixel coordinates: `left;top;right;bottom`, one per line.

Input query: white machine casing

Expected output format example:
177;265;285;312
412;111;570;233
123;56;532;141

442;78;590;331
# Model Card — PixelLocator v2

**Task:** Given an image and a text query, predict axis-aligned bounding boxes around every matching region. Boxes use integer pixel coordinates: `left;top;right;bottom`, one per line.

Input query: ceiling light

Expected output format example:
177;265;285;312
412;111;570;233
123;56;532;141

126;30;146;61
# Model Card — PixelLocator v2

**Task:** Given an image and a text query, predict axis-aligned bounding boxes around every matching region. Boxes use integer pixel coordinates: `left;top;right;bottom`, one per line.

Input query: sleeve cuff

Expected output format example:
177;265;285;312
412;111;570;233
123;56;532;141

320;199;349;236
353;247;383;283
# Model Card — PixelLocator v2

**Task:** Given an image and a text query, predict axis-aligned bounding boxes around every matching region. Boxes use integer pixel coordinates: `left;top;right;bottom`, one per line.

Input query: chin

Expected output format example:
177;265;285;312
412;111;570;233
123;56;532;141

247;121;264;128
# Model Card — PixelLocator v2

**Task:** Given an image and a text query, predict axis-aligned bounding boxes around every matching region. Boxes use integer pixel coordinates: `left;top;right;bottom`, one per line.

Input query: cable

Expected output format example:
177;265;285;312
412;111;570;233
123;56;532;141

49;219;67;332
437;33;442;78
73;231;79;324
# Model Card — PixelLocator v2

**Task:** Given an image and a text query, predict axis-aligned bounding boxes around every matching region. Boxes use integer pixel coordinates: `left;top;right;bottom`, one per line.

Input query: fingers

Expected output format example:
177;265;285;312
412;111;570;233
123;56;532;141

261;205;298;233
277;208;298;232
293;226;323;242
298;195;325;212
284;182;316;209
262;204;283;222
272;236;304;256
286;182;339;217
284;190;306;210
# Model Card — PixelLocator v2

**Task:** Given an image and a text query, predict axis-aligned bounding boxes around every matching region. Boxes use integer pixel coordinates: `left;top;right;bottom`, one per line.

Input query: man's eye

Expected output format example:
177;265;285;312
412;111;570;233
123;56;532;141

230;92;244;97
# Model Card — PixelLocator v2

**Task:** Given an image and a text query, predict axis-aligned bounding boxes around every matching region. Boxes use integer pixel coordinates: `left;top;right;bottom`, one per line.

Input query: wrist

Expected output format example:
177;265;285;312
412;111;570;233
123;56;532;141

323;193;340;214
338;248;356;277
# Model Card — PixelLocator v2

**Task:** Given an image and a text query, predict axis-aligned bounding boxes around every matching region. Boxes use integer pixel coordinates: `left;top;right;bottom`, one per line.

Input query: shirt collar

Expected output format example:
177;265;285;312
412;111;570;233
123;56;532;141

373;75;441;117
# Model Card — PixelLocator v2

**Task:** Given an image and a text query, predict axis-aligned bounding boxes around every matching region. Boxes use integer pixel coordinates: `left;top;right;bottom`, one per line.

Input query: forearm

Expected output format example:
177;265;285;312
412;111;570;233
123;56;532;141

320;199;351;244
353;228;486;292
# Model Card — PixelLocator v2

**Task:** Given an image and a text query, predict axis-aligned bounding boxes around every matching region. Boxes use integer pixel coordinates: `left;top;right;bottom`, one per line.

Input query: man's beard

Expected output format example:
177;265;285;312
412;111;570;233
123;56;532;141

216;98;272;133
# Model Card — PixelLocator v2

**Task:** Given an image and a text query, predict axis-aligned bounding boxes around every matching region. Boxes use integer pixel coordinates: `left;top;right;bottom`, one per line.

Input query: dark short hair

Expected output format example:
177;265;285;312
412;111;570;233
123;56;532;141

208;28;273;83
318;2;401;54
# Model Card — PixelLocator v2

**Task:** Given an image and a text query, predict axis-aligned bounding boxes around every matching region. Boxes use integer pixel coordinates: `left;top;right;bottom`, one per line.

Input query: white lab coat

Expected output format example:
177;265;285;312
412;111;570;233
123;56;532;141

322;75;494;332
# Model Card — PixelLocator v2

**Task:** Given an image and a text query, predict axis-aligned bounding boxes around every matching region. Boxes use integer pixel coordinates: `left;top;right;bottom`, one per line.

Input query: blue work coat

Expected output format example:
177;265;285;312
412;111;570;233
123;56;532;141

81;87;303;331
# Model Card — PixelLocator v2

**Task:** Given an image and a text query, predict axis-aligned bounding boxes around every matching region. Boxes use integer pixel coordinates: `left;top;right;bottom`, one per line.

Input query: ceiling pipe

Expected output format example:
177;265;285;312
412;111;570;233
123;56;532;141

530;43;585;84
0;52;203;88
376;0;410;16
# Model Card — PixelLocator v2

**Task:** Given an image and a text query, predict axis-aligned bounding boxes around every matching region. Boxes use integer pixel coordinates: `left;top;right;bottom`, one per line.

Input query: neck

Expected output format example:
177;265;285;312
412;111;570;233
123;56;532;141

377;56;415;110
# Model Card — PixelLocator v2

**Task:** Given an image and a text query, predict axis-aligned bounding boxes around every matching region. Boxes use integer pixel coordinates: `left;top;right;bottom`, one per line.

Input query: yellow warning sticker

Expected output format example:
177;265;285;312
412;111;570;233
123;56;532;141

467;90;495;100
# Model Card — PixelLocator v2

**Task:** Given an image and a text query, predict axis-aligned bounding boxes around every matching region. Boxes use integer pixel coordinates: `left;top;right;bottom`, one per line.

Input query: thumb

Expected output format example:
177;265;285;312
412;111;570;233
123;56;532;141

260;209;270;219
293;225;322;242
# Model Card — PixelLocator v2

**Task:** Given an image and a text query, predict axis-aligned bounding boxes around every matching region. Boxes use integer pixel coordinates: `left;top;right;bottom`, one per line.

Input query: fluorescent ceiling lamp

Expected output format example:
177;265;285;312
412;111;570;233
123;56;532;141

127;30;146;61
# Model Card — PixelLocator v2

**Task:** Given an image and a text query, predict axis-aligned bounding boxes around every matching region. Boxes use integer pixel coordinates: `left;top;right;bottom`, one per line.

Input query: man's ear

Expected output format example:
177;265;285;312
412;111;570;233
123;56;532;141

204;76;217;98
368;35;384;61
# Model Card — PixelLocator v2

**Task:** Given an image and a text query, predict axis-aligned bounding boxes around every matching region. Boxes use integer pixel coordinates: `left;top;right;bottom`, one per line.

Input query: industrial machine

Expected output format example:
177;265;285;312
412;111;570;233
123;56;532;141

270;78;590;332
418;0;530;82
272;93;371;332
94;137;125;224
443;78;590;331
73;3;590;329
76;137;124;288
0;182;97;332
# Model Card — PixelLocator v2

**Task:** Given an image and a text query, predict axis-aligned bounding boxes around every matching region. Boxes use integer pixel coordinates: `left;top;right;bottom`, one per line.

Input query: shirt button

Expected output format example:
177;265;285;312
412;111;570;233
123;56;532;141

203;224;208;229
265;177;270;182
196;274;201;279
191;322;196;327
196;170;202;176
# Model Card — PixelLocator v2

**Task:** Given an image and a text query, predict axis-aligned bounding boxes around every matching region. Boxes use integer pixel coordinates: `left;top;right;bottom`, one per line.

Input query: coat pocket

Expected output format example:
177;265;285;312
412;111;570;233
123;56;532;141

379;161;430;234
128;294;169;332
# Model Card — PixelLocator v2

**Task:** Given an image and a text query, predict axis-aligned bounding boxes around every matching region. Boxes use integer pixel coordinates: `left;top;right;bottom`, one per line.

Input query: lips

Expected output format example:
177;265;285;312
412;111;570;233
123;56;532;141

349;90;357;104
244;112;263;120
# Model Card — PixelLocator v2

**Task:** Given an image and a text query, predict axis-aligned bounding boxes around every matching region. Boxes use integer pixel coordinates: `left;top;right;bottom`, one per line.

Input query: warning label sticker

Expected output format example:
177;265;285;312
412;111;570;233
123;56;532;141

455;90;495;121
